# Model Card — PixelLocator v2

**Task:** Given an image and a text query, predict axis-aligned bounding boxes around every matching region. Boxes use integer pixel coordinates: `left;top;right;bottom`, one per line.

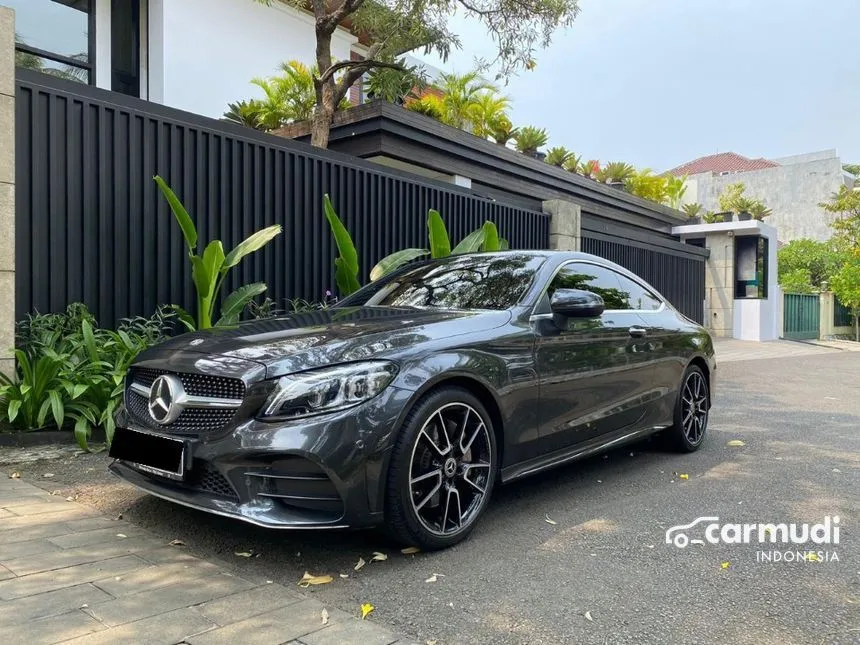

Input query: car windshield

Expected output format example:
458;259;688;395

340;253;545;311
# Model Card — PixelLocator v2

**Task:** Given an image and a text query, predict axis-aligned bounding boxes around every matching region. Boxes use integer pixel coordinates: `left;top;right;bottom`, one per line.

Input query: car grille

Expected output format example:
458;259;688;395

125;368;245;435
131;368;246;400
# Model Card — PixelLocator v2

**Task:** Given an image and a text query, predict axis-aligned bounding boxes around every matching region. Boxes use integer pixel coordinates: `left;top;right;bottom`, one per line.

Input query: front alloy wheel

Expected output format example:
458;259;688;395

385;388;497;549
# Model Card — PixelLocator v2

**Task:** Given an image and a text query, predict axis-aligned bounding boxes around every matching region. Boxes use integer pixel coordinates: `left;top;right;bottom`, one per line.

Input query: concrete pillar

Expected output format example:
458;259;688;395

819;291;835;339
0;7;13;377
704;232;734;338
543;199;581;251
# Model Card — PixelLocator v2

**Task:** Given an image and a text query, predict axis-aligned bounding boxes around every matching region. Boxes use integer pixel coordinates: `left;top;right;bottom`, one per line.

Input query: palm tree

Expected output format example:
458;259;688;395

251;60;316;129
251;60;350;130
468;91;511;139
436;71;498;130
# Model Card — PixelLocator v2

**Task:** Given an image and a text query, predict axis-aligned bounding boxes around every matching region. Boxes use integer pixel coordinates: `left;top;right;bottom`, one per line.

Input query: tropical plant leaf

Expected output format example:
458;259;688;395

451;228;486;255
481;221;500;251
7;399;20;423
370;248;428;281
154;175;198;251
81;319;100;364
223;225;282;269
74;416;91;452
217;283;268;325
323;195;361;295
334;257;362;297
48;389;64;429
200;240;226;298
169;305;197;332
499;238;510;250
427;210;451;259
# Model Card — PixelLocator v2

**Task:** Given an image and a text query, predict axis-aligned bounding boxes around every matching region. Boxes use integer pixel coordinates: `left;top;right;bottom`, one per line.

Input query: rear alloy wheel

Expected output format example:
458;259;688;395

385;388;497;549
664;365;710;452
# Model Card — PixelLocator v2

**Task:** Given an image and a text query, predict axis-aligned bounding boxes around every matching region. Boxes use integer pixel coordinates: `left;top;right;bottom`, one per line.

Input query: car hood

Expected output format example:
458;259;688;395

138;306;511;378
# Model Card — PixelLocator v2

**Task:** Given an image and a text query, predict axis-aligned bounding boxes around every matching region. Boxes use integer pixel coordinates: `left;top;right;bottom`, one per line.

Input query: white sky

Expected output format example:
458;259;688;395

412;0;860;171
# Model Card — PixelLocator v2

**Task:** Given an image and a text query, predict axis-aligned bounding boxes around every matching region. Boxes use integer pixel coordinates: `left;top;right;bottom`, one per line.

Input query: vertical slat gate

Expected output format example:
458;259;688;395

783;293;820;340
15;71;550;327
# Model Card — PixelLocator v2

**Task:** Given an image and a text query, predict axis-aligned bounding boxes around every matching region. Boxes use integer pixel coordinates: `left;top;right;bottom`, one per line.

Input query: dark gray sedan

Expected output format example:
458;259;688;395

109;251;715;549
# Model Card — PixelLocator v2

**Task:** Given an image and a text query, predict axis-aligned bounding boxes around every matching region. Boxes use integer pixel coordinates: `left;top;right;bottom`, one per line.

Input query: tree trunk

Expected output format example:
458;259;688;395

310;104;333;148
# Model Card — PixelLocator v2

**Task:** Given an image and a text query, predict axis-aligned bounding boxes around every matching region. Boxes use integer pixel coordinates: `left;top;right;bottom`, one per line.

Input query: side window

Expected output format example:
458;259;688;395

548;263;629;310
613;273;663;311
546;262;663;311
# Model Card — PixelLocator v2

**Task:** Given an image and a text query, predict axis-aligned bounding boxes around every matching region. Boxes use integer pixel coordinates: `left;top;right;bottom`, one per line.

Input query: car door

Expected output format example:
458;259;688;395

533;261;656;453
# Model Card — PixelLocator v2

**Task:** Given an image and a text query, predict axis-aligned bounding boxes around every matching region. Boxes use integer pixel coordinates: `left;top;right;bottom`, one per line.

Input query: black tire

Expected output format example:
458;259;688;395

384;386;498;550
662;365;710;453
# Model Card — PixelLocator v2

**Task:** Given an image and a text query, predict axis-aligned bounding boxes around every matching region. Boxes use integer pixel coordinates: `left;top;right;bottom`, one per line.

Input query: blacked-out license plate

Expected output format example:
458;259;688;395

110;426;186;479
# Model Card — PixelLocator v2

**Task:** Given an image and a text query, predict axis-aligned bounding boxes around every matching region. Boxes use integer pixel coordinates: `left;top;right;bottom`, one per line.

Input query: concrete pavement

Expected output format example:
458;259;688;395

0;476;412;645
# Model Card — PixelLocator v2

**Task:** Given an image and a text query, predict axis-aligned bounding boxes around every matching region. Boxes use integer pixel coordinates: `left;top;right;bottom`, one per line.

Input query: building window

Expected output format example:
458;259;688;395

9;0;94;84
111;0;140;96
734;236;769;299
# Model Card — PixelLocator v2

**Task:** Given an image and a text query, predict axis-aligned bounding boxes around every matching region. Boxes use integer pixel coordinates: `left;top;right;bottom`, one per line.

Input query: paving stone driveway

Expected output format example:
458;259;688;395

0;475;413;645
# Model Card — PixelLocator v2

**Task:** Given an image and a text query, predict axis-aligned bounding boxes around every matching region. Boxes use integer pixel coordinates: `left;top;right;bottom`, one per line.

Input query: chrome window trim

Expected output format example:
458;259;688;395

531;259;667;318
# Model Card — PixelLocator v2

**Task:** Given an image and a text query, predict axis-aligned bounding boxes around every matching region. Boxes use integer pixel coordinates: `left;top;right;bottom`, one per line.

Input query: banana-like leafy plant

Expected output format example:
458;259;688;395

323;194;362;297
154;176;282;330
322;197;508;294
664;173;688;209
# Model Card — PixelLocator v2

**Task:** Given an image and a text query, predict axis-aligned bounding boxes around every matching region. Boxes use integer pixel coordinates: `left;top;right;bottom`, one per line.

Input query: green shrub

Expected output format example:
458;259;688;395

0;304;175;450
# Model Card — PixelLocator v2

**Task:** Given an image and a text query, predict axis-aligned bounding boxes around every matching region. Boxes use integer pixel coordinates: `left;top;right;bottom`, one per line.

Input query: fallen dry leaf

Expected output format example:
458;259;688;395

370;552;388;562
9;472;20;479
726;440;746;447
720;561;730;570
679;473;689;480
298;572;334;588
584;611;594;622
168;539;185;547
354;557;367;571
361;603;374;619
544;514;558;525
401;546;420;555
321;608;329;625
234;552;253;558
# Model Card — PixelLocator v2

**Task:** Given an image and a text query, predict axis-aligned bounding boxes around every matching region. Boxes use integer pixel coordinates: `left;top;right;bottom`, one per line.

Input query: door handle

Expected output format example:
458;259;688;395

628;326;647;338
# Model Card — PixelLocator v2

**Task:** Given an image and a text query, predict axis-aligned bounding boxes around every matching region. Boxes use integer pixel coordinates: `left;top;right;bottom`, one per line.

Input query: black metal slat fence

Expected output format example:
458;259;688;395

15;71;551;327
15;70;706;328
581;235;705;323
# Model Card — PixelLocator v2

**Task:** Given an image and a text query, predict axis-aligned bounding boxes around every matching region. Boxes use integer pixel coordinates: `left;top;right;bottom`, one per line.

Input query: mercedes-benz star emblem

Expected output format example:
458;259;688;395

147;375;185;425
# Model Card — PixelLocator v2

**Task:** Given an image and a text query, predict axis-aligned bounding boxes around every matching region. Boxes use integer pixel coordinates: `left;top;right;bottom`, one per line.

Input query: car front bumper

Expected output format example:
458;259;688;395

109;384;416;530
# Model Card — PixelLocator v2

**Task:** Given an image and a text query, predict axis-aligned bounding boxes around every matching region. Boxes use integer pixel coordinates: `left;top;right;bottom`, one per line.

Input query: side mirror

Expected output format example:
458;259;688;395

550;289;605;318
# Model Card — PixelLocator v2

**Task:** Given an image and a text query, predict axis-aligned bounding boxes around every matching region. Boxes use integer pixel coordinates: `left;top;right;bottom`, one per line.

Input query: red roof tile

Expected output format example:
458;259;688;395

667;152;779;176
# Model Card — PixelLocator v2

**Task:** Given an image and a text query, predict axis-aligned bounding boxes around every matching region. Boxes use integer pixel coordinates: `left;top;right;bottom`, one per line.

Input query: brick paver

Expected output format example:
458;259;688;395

0;471;413;645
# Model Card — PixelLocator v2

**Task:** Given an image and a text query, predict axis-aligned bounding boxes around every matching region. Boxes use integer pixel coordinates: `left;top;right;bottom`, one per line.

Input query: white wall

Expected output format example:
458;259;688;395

683;151;847;242
148;0;357;117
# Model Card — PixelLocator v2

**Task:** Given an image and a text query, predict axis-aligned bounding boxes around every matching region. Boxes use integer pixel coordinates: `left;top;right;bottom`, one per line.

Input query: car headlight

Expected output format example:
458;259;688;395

260;361;398;420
